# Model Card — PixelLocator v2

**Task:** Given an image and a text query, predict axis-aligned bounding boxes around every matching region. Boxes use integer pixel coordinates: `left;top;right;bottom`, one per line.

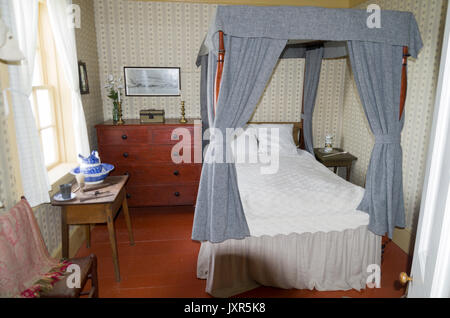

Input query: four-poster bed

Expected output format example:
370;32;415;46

193;5;422;297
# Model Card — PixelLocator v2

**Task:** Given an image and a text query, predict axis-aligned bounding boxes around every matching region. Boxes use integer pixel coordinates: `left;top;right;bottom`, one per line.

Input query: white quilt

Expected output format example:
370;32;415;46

236;150;369;237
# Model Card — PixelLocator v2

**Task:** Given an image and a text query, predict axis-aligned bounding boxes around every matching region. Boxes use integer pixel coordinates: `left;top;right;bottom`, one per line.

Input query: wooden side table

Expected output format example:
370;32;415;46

314;148;357;181
52;175;134;282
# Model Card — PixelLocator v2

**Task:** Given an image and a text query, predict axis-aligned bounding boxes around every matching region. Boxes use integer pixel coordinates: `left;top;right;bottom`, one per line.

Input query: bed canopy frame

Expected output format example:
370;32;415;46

193;6;423;243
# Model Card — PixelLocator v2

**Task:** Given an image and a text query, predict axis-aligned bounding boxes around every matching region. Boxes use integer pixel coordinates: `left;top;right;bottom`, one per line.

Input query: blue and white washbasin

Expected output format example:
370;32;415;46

71;163;115;185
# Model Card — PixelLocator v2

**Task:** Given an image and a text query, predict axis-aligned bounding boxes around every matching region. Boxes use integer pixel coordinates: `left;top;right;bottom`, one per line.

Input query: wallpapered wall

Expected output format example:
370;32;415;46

0;91;21;212
93;0;346;147
75;0;105;149
342;0;448;237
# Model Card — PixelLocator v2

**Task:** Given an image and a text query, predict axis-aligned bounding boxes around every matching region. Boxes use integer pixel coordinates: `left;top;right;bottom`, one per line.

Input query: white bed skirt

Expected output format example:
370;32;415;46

197;226;381;297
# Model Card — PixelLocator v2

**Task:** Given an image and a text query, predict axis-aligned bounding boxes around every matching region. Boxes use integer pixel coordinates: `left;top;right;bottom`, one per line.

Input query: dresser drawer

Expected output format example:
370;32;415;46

100;145;201;164
97;127;149;145
152;127;195;145
113;164;201;185
99;145;154;163
168;184;199;205
126;184;199;207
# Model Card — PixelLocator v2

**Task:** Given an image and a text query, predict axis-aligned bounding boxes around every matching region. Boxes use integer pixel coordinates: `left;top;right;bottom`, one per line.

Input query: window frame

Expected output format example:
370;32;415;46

32;1;73;170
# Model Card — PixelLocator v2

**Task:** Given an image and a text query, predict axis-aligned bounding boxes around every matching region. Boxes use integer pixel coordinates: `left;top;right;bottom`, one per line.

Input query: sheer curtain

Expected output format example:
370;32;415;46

7;0;51;207
47;0;90;157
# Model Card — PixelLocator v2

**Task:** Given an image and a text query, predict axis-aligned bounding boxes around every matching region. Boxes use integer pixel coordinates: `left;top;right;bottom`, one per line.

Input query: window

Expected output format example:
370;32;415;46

31;34;60;169
30;1;75;171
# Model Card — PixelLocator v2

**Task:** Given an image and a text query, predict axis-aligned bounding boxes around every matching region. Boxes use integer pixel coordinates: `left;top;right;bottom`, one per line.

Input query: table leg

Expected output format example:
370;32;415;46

122;198;135;246
86;224;91;248
346;163;352;181
61;207;69;259
106;208;121;282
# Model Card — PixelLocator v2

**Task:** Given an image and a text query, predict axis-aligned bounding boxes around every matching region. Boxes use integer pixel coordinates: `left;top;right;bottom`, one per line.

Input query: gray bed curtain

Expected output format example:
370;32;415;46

192;36;287;243
197;54;210;153
347;41;405;238
302;47;324;154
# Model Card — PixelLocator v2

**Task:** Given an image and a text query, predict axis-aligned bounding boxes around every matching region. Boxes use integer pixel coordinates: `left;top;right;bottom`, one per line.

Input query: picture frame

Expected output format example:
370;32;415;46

78;61;89;95
124;67;181;97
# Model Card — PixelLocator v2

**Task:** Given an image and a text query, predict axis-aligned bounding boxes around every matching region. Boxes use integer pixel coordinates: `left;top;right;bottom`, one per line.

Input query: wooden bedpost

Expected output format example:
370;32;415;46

214;31;225;115
399;46;409;120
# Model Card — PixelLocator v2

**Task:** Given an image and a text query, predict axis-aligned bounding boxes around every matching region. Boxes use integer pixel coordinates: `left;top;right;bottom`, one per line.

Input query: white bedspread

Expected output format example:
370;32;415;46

236;150;369;236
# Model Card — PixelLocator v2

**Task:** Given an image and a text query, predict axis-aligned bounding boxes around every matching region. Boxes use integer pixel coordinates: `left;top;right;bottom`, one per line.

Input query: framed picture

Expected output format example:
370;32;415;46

78;61;89;95
124;67;181;96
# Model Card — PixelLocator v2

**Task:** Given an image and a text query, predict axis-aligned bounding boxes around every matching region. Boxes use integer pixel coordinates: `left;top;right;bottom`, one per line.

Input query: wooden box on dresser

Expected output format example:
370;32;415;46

96;119;202;207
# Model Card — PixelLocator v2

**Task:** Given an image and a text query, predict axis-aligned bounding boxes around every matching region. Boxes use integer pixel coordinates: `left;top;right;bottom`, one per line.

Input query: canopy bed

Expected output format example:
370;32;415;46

193;5;423;297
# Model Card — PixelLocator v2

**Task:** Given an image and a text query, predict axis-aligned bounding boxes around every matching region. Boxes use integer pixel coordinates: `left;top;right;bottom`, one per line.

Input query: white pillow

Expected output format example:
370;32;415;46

250;124;298;156
230;127;259;163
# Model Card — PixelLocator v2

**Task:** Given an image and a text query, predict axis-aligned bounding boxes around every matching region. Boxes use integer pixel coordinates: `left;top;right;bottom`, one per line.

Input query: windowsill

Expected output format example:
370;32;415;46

48;162;78;195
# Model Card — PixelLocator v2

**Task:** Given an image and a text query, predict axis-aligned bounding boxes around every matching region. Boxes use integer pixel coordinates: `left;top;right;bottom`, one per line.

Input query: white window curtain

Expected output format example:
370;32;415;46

47;0;90;157
7;0;51;207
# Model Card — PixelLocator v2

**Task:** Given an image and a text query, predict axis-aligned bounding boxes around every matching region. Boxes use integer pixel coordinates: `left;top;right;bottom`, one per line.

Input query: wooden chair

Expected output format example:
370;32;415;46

41;254;99;298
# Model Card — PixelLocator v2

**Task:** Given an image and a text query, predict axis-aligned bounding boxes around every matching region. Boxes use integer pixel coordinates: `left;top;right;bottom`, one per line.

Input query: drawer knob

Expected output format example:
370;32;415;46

172;134;179;140
124;172;130;176
173;170;180;176
123;152;129;158
174;192;180;197
126;193;131;199
122;134;128;140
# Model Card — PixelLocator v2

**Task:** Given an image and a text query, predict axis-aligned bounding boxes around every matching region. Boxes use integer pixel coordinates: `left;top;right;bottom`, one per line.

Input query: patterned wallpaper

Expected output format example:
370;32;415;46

94;0;345;145
0;92;21;212
75;0;105;150
342;0;448;233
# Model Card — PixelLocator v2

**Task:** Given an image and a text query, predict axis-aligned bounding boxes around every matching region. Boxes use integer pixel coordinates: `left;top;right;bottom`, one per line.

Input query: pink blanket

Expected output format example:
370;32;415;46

0;199;69;297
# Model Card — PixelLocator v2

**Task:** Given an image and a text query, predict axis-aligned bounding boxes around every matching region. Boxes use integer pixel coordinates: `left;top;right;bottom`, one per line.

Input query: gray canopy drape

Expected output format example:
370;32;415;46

192;36;287;243
193;5;423;243
196;54;210;153
302;47;324;154
347;41;406;238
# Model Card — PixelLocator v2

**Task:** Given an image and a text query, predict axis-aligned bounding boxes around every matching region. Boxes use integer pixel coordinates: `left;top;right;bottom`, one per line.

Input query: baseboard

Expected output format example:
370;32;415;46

392;228;415;256
51;225;86;259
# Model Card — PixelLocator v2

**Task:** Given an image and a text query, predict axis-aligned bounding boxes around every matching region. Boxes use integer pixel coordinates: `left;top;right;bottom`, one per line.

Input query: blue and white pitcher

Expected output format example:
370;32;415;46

79;151;103;175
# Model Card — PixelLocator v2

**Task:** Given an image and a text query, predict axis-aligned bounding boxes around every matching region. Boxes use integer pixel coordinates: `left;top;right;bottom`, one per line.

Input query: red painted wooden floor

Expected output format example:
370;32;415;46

75;207;410;298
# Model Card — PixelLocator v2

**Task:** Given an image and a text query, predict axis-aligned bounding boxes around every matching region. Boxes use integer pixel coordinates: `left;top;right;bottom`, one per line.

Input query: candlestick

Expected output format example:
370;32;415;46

117;101;124;125
179;100;187;124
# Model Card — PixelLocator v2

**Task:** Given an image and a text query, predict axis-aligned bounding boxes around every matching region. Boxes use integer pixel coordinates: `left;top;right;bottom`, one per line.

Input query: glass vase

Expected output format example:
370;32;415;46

112;102;119;123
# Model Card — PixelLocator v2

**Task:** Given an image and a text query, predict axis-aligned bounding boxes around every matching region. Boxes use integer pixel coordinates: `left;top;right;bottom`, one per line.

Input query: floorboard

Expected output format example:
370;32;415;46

75;206;410;298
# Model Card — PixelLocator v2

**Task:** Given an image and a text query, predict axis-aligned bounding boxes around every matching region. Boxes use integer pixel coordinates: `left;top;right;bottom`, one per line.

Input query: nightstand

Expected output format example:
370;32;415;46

314;148;357;181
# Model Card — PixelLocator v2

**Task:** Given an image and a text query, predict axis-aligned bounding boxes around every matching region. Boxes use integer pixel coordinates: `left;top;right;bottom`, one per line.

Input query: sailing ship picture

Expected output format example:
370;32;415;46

124;67;181;96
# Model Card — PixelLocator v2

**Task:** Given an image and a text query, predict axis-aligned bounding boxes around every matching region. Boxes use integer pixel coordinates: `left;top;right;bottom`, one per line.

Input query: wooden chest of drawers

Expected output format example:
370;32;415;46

96;119;202;207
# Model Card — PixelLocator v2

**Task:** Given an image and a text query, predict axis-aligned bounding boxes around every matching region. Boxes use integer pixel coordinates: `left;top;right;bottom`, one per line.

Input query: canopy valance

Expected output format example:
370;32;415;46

204;6;423;58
